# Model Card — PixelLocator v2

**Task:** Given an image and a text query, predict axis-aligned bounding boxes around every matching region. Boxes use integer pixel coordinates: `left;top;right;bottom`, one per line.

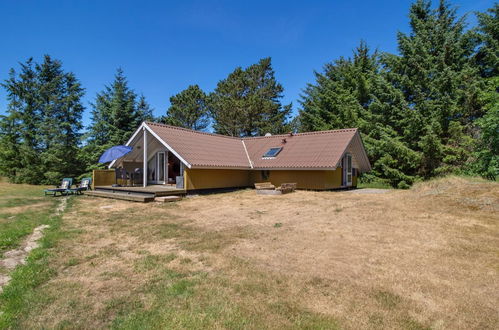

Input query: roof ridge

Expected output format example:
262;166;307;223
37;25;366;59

145;121;358;140
242;128;358;140
145;121;241;140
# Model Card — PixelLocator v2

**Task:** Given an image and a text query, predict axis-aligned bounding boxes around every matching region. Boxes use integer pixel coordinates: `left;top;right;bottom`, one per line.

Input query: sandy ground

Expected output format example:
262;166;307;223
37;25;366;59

21;177;499;329
163;179;499;328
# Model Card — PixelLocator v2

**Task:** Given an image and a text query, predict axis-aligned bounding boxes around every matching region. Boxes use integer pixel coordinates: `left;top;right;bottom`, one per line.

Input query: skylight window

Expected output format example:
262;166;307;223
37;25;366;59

262;147;282;158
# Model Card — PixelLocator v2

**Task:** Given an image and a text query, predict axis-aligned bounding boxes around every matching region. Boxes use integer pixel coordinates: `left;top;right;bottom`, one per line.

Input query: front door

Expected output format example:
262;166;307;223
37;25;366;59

343;154;352;187
157;152;166;183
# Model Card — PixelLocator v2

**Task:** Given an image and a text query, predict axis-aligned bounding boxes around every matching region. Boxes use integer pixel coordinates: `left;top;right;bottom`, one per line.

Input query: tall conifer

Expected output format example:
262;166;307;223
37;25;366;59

210;58;291;136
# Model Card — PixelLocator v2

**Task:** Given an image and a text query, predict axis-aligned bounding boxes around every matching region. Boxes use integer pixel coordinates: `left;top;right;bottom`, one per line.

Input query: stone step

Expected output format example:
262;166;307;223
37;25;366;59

155;196;182;202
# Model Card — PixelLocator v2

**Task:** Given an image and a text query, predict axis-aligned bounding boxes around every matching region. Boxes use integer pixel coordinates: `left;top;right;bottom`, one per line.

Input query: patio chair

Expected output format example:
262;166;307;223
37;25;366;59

68;177;92;195
115;168;129;187
44;178;73;197
131;168;143;186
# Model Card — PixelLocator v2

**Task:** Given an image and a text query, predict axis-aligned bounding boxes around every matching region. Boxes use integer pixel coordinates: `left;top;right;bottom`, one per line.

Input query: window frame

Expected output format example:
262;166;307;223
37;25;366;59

262;147;283;158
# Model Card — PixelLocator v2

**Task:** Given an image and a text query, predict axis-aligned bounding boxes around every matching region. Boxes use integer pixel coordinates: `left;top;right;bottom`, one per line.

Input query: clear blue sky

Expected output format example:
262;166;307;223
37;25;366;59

0;0;494;129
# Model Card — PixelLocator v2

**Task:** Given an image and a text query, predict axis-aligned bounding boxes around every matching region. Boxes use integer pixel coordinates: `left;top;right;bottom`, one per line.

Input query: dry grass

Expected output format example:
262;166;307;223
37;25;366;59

12;176;499;329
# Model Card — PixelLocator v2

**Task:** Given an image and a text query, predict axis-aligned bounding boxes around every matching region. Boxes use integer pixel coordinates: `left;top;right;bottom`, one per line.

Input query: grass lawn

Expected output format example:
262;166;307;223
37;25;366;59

0;181;74;328
0;176;498;329
0;183;56;256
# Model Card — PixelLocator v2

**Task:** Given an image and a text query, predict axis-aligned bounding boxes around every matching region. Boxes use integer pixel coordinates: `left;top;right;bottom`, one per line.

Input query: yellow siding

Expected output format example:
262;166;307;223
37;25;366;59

251;169;343;190
184;168;345;191
325;169;343;189
184;169;251;190
92;169;115;189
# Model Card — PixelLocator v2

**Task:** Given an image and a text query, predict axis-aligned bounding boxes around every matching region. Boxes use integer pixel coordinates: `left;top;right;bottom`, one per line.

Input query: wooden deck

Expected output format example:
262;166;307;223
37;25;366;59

95;185;186;196
86;185;186;202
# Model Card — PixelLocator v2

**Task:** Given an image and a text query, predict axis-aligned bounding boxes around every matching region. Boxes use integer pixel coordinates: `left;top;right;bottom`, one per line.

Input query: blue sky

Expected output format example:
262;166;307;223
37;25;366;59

0;0;494;129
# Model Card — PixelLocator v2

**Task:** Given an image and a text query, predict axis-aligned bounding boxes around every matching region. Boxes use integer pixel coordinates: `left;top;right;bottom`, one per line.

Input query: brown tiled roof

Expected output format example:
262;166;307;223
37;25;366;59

144;122;369;171
243;129;358;169
146;122;250;168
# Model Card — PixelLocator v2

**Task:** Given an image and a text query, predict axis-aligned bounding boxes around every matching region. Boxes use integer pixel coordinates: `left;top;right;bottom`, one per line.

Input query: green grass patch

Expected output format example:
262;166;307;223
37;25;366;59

110;252;339;329
357;180;394;189
134;253;176;272
0;211;50;254
0;197;75;329
0;184;57;255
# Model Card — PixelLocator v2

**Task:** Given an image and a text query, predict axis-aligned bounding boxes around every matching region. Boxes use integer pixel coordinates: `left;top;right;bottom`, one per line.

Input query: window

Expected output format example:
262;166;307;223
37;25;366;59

262;147;282;158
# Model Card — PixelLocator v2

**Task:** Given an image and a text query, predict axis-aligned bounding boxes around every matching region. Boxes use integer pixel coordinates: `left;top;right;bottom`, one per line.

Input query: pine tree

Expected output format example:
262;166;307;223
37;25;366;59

83;68;153;171
135;94;155;126
469;76;499;180
473;3;499;78
382;0;481;178
1;60;41;183
163;85;210;130
0;114;21;181
467;3;499;180
299;42;421;187
299;57;363;132
0;56;85;184
210;58;291;136
37;56;85;183
387;1;485;182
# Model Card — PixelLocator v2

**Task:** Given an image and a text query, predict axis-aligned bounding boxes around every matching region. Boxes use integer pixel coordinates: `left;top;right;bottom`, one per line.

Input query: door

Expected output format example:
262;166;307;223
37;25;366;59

157;152;165;183
147;151;166;184
343;154;352;187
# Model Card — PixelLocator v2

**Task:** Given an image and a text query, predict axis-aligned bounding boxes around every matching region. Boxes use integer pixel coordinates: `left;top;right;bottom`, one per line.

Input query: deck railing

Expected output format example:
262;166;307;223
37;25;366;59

92;169;115;189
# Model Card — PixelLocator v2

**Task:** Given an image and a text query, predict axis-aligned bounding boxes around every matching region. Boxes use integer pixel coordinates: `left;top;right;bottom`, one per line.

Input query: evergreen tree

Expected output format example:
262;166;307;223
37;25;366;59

210;58;291;136
382;0;481;178
0;114;21;181
0;56;84;184
299;42;420;187
469;76;499;180
0;59;40;183
37;56;85;182
135;94;155;126
469;5;499;180
83;68;153;171
163;85;210;130
473;3;499;78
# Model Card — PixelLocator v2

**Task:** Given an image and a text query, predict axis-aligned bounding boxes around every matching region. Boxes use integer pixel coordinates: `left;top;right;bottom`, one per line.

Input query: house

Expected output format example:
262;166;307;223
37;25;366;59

108;121;371;191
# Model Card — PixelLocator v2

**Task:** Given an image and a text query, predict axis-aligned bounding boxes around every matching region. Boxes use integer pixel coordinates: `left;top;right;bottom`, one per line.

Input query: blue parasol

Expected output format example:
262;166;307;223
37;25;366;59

98;145;133;163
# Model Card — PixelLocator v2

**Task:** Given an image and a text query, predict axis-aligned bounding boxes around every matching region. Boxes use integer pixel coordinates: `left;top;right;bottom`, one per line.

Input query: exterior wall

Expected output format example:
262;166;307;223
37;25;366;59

184;168;352;191
184;169;251;190
325;169;343;189
250;169;343;190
